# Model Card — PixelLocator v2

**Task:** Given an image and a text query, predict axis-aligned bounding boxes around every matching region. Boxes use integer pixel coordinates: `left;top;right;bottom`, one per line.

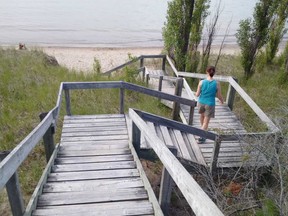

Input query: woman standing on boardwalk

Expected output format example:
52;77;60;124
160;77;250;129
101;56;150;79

195;66;224;143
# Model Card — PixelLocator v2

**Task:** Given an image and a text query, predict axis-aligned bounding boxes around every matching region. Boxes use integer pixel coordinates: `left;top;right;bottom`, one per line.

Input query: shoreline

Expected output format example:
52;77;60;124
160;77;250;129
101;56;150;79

41;44;241;73
2;44;242;72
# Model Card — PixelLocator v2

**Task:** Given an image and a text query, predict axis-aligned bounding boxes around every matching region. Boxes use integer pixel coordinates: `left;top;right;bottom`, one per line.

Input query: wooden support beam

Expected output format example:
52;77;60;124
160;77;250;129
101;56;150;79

132;122;141;155
119;88;125;114
210;135;222;174
162;56;166;71
158;75;163;92
64;89;71;116
146;73;150;86
226;77;238;111
0;151;24;216
39;112;55;162
140;57;144;68
172;78;183;121
159;147;177;215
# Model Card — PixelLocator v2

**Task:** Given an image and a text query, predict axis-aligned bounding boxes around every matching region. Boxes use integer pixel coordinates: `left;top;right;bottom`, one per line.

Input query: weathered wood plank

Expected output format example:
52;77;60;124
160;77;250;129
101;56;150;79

61;130;128;137
61;126;128;133
52;161;136;172
37;188;148;206
43;178;144;193
61;134;129;142
172;130;191;161
60;140;129;147
63;122;127;128
58;149;131;157
55;155;134;164
129;109;224;216
48;169;139;182
60;142;128;150
64;118;126;124
32;200;153;216
160;125;174;147
64;114;125;119
185;134;206;165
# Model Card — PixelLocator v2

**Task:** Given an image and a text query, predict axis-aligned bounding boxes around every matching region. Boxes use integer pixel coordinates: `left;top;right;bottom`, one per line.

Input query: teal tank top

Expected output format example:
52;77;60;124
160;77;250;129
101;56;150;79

198;79;217;106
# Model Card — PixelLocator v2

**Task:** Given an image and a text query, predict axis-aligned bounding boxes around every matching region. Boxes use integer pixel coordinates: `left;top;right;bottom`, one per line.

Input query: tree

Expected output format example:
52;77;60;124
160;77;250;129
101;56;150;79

265;0;288;64
163;0;195;71
186;0;210;72
236;0;274;79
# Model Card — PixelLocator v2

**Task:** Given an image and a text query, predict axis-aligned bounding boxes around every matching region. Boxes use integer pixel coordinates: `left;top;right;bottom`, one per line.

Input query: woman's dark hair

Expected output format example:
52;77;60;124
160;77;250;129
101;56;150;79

206;66;216;77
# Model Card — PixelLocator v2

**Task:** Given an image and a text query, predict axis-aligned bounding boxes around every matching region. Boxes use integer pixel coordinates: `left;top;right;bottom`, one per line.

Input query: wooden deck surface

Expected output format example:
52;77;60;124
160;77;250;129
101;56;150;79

146;70;270;168
32;114;155;216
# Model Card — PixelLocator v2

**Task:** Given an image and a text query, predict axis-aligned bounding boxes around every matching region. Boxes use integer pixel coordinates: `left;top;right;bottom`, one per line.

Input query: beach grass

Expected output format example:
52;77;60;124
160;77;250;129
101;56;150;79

0;48;287;215
0;48;171;213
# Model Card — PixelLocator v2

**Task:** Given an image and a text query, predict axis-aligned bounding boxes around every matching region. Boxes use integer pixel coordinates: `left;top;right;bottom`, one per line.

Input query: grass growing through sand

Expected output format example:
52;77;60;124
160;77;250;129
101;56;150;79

0;48;170;214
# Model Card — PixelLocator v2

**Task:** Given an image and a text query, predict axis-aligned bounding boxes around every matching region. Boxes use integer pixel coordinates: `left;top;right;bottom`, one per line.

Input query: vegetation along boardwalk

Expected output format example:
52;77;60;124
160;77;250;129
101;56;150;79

0;55;279;216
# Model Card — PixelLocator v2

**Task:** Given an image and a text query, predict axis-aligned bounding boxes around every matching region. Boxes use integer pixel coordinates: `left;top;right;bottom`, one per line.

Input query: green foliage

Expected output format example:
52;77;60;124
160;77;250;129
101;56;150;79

236;0;274;79
163;0;195;71
187;0;210;72
93;57;101;74
256;199;280;216
0;48;171;210
278;41;288;84
265;0;288;64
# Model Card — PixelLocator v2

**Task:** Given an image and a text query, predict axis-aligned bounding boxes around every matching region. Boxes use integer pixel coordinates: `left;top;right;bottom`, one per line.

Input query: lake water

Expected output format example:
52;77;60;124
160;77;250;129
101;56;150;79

0;0;285;47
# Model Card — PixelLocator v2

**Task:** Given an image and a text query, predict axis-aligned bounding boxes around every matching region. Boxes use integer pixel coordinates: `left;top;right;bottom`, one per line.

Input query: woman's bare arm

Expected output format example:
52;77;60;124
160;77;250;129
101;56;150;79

195;80;202;97
217;82;224;104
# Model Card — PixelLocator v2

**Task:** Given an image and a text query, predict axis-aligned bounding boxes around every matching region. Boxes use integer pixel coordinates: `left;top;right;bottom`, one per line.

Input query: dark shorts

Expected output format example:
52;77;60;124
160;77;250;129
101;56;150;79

198;103;215;118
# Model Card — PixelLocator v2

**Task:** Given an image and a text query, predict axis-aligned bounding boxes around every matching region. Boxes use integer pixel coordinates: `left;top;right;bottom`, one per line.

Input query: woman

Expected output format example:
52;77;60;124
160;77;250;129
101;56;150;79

195;66;224;143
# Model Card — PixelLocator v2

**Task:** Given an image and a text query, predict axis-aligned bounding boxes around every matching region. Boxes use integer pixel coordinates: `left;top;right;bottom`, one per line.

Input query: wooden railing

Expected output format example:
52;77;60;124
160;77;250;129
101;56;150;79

129;108;224;216
0;81;197;216
103;54;279;174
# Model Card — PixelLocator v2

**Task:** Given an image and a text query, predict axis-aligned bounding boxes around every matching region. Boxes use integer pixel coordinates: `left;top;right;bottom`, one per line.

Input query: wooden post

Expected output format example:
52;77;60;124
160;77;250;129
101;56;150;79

172;78;183;121
226;77;238;111
162;56;166;71
119;88;124;114
132;122;141;155
210;135;221;174
188;105;195;125
159;147;177;216
0;151;25;216
140;57;144;68
39;112;55;162
158;75;163;92
142;67;146;82
64;89;71;116
146;73;150;86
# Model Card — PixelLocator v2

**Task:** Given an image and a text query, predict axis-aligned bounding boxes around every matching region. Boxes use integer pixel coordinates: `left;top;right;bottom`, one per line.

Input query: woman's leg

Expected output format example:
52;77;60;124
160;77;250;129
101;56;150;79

200;113;205;128
201;116;211;131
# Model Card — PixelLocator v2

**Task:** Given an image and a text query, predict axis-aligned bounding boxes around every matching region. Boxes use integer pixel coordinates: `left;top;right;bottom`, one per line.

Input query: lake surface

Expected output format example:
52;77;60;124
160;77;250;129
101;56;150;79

1;0;285;47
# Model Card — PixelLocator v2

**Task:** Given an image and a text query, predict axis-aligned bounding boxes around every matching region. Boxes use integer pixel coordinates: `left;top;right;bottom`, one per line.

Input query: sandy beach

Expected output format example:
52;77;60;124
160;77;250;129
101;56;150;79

41;44;241;73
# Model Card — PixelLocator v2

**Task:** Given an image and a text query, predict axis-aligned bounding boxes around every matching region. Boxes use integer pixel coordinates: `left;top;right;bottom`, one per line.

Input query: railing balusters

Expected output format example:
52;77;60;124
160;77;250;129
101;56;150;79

172;77;183;121
210;135;222;175
119;88;125;114
64;89;71;116
159;147;177;216
0;151;24;216
39;112;55;162
226;77;238;111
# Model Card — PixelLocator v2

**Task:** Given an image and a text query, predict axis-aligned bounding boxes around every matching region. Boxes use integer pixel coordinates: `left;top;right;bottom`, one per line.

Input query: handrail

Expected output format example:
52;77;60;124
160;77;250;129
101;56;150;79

0;80;197;192
103;54;166;75
0;110;54;190
172;71;279;133
129;108;224;216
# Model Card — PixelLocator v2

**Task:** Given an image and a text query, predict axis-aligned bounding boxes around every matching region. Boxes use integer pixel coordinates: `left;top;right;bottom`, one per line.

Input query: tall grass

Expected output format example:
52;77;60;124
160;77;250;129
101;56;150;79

0;48;170;214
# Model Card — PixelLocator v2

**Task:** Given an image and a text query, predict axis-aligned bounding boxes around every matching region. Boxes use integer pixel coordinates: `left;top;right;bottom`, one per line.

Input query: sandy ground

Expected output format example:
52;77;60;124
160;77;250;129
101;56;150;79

42;47;164;73
41;44;241;72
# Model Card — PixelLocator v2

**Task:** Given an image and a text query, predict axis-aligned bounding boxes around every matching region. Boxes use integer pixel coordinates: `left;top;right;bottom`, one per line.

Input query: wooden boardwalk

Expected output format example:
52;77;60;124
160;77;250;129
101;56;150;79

145;69;270;168
32;114;156;216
